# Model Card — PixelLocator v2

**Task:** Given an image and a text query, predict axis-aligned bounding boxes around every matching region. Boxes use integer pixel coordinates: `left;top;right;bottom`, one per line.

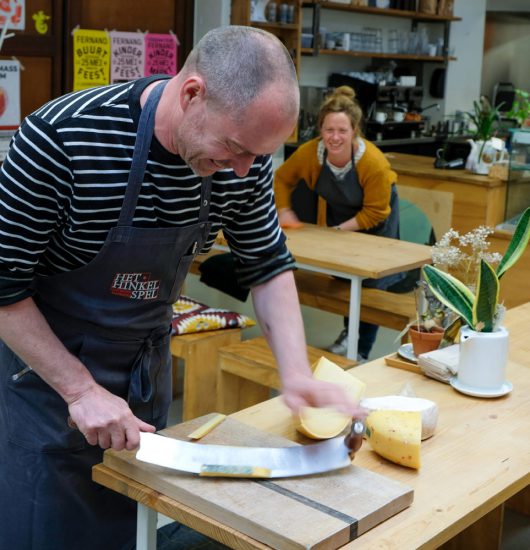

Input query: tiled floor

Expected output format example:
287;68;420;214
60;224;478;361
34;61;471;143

155;274;530;548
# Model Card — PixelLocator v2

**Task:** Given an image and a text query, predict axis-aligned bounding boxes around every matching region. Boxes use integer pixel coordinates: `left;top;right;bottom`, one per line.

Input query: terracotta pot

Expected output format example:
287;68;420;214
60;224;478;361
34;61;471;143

408;325;444;356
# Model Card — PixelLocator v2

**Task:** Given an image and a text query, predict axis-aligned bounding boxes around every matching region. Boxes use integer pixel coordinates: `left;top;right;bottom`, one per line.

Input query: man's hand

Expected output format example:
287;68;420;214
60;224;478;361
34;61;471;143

67;384;155;451
281;373;367;419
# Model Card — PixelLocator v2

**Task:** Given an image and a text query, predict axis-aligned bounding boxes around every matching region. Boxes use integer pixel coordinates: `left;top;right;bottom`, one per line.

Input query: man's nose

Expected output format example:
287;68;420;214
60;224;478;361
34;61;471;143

231;154;255;177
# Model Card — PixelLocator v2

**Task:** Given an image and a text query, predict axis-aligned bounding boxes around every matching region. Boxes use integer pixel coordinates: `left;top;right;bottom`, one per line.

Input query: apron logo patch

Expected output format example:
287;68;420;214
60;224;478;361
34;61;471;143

111;272;160;300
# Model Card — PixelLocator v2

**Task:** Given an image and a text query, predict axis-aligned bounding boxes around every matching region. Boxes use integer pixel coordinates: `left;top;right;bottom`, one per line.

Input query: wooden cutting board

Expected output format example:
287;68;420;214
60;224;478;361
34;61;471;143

102;414;413;550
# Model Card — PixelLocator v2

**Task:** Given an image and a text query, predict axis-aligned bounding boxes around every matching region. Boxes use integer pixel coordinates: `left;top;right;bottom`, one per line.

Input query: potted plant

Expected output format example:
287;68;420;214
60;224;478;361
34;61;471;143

506;88;530;127
465;97;505;174
422;207;530;395
407;282;448;356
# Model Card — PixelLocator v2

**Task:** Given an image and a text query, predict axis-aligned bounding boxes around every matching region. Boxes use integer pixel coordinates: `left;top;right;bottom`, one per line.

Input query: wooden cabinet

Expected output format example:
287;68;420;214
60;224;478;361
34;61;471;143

1;0;63;119
63;0;195;92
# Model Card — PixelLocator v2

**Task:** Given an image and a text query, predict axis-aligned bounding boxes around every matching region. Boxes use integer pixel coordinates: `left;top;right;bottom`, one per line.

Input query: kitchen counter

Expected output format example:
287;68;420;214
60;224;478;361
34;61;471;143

386;152;507;237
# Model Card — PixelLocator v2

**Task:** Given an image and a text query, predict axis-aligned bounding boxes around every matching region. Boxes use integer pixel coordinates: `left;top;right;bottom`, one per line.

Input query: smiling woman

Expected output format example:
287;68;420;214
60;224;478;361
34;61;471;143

274;85;405;360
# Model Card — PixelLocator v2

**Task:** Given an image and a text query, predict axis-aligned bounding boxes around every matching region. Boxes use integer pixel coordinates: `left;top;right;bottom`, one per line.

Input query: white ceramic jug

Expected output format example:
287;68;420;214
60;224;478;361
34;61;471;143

466;137;507;175
457;325;509;391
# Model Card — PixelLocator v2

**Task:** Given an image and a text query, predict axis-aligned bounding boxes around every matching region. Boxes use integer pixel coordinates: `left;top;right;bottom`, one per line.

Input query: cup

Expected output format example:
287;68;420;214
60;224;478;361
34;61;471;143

428;43;437;57
374;112;387;124
393;111;405;122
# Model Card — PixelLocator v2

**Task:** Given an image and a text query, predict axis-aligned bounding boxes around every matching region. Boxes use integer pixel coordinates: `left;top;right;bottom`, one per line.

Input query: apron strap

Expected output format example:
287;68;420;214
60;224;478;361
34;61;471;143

118;79;169;227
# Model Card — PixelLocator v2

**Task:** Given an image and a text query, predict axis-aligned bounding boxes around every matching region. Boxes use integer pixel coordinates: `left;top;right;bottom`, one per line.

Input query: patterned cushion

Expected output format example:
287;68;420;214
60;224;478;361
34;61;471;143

171;296;256;335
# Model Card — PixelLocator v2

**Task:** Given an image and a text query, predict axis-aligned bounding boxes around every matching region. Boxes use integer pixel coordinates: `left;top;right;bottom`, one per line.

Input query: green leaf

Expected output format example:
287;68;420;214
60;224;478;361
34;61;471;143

422;265;475;327
473;260;499;332
496;207;530;279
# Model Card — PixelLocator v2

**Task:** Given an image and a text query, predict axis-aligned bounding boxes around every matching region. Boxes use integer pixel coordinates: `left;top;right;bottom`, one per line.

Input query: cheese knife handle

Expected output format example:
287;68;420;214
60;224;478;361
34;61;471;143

345;420;365;458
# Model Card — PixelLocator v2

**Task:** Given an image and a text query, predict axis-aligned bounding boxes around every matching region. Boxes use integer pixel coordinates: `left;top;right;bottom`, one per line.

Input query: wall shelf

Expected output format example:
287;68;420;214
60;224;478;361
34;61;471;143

301;48;456;62
301;1;461;22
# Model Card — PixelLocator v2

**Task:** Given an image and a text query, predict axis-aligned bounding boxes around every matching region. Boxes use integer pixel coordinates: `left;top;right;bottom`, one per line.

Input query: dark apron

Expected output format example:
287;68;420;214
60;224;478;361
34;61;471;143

0;80;213;550
315;148;402;289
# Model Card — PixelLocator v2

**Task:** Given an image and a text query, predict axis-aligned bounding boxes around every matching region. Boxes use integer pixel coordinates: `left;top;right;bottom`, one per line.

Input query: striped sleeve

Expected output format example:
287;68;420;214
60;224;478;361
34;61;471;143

0;116;72;305
222;155;296;288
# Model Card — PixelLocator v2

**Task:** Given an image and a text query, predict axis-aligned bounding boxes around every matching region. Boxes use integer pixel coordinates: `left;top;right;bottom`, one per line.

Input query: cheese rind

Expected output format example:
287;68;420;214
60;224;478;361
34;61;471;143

294;357;366;439
365;410;422;469
360;395;438;440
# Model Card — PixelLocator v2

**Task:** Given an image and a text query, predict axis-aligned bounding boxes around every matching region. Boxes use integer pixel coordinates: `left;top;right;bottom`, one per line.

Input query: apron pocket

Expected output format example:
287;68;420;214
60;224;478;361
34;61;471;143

169;253;195;302
1;342;86;453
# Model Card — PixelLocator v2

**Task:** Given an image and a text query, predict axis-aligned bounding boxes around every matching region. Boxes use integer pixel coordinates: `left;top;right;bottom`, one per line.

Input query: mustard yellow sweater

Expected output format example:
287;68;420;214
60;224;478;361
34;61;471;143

274;137;397;230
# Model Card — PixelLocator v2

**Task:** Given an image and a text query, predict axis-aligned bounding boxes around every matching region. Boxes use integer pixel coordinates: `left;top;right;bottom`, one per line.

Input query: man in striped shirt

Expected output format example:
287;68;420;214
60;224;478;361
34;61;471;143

0;26;362;548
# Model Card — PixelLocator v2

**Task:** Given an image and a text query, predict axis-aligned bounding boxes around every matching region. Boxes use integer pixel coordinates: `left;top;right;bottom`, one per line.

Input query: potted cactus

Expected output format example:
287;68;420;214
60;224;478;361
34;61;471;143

422;207;530;395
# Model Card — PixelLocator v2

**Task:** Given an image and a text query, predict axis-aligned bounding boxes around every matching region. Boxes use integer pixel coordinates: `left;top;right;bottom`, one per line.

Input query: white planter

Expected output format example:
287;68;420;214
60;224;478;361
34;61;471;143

451;325;512;397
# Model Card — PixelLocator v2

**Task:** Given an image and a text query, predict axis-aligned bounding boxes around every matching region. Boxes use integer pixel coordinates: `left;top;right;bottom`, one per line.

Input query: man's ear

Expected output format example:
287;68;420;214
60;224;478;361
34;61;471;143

180;77;206;112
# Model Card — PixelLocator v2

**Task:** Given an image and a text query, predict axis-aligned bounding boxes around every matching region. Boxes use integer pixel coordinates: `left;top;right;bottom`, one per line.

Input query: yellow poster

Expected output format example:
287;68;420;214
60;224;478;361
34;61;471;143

73;29;110;91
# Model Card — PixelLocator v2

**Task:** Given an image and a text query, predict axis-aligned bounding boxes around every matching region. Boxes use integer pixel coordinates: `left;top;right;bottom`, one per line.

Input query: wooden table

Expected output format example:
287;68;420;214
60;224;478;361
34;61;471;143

387;152;507;237
93;302;530;550
269;224;431;359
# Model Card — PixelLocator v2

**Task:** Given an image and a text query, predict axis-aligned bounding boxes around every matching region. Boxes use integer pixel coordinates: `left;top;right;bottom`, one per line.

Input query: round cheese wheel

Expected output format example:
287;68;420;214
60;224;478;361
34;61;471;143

360;395;438;440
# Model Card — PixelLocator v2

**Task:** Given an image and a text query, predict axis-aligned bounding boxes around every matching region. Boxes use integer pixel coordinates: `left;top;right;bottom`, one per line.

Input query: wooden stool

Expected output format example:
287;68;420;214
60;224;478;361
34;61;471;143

217;337;356;414
170;329;242;420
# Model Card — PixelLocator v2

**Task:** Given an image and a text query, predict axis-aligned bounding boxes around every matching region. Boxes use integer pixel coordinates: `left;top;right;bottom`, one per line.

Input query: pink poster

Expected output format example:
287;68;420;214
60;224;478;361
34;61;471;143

144;33;178;77
110;31;144;83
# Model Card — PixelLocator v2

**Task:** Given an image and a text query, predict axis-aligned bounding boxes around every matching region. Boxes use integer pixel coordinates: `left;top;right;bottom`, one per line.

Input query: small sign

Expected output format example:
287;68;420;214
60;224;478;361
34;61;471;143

110;31;144;83
73;28;110;91
144;33;178;77
0;59;21;130
0;0;25;31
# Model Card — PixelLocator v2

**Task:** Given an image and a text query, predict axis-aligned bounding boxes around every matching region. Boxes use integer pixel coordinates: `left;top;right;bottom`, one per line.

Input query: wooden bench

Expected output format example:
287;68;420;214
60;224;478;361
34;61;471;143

292;270;416;335
170;329;242;421
190;251;416;338
216;336;356;414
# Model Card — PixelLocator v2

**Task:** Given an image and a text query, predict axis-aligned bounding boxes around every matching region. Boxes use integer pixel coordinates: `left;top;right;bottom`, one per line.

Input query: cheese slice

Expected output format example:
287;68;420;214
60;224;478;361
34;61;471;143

360;395;438;440
365;410;422;469
294;356;366;439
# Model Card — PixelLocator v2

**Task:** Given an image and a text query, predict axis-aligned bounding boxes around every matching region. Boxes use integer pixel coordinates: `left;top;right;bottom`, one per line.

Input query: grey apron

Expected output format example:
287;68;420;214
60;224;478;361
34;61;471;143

0;80;212;550
315;147;402;289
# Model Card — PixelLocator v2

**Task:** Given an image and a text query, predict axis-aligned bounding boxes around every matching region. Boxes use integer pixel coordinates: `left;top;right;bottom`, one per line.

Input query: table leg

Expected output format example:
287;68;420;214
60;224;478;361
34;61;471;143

137;503;157;550
346;277;362;360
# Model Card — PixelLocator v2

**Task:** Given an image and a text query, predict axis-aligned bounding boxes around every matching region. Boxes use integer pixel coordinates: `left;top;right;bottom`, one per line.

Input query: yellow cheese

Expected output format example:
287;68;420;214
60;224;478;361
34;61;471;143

365;410;422;469
187;413;226;440
294;356;366;439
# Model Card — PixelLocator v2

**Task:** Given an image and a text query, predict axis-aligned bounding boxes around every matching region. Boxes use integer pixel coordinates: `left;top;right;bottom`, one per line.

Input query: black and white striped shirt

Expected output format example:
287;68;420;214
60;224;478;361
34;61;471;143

0;77;294;305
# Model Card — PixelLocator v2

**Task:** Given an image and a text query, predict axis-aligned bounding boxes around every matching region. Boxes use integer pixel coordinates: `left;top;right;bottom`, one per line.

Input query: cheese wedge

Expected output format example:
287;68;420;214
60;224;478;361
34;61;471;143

360;395;438;440
365;410;422;469
294;356;366;439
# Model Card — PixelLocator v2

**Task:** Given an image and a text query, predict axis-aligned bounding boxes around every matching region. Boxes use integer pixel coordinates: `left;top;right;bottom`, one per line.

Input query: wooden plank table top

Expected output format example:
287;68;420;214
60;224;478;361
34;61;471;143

386;152;505;188
93;302;530;550
281;223;432;279
231;302;530;549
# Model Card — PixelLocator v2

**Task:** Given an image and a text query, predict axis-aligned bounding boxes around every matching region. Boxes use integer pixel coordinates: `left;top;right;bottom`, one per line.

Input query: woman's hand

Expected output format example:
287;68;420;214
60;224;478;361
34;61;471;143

278;208;303;229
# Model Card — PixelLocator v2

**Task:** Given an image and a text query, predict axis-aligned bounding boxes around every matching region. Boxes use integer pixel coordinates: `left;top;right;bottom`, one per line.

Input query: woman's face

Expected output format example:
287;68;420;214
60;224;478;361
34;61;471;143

320;112;356;157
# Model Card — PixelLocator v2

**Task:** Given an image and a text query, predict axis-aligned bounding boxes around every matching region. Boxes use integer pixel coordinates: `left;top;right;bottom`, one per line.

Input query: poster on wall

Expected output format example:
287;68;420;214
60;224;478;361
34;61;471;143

0;59;21;130
0;0;25;31
110;31;144;84
144;33;178;77
73;29;110;91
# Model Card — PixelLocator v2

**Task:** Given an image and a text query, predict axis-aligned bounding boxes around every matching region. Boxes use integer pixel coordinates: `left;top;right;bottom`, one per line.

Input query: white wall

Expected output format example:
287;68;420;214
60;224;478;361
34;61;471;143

193;0;231;45
443;0;486;117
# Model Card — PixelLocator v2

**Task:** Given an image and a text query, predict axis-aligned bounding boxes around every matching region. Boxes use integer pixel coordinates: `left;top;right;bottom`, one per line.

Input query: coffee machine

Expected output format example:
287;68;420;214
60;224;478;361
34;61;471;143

328;72;425;141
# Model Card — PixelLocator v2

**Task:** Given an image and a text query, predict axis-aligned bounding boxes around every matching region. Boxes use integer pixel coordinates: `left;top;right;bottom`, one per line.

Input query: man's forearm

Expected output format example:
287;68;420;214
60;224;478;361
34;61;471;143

251;270;312;385
0;297;96;404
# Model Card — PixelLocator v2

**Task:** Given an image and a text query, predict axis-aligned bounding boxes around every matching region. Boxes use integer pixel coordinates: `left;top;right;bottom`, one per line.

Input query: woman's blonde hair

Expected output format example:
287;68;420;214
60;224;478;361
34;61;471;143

317;85;363;132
